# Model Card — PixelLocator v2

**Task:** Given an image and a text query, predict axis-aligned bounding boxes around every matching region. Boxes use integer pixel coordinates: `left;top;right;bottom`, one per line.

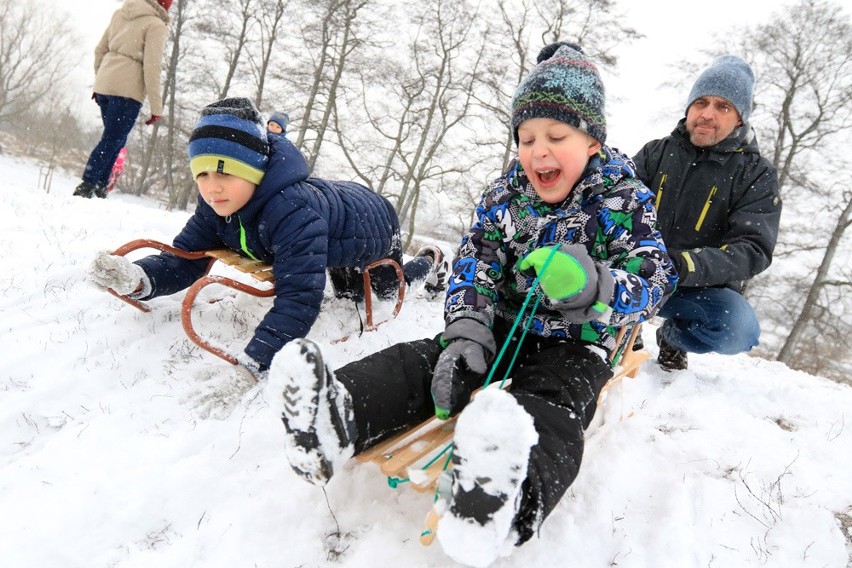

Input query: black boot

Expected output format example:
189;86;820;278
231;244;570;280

437;389;535;566
93;184;108;199
72;181;96;198
656;328;688;371
274;339;357;486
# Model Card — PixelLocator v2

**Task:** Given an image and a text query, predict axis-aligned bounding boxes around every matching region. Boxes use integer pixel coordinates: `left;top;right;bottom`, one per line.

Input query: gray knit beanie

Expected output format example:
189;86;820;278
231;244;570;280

686;55;754;123
511;42;606;145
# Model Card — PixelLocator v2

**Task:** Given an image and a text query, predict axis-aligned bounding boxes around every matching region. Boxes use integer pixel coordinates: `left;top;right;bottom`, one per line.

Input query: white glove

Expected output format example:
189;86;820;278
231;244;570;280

88;251;147;296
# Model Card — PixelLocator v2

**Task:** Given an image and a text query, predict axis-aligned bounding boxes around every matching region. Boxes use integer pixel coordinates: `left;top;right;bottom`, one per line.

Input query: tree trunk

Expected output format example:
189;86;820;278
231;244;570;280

777;196;852;364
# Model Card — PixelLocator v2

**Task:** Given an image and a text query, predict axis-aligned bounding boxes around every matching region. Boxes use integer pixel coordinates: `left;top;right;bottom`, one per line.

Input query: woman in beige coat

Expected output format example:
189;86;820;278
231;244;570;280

73;0;171;199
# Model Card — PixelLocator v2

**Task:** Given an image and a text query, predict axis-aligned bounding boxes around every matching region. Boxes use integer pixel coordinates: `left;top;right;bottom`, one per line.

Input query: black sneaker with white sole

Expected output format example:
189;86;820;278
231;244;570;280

270;339;357;486
415;245;449;296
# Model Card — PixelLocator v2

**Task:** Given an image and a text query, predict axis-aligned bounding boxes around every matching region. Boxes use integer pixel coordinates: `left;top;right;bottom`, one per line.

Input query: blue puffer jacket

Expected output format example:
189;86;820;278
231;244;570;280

135;137;399;367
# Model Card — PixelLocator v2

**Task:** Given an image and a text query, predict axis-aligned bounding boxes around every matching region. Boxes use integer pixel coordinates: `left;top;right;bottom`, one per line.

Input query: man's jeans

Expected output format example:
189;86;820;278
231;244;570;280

83;94;142;188
657;287;760;355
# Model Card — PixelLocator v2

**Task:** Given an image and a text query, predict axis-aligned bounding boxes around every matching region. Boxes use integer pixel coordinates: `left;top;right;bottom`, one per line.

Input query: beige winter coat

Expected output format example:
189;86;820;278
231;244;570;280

92;0;169;116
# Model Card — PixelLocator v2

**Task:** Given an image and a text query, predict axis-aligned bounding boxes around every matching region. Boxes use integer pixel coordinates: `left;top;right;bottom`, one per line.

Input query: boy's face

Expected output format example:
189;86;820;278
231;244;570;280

196;172;257;216
267;121;283;134
517;118;601;204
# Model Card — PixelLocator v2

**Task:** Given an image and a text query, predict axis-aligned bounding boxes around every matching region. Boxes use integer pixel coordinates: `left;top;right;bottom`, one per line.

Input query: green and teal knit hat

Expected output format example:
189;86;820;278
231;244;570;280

511;42;606;145
188;97;270;185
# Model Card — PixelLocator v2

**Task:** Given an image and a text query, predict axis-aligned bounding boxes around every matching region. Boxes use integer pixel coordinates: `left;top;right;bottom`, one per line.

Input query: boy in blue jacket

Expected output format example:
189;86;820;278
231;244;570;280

269;44;677;566
88;97;447;378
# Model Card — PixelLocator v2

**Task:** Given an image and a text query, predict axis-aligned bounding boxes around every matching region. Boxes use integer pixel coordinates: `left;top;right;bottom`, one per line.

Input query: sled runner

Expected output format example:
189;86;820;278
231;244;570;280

106;239;405;366
355;324;648;545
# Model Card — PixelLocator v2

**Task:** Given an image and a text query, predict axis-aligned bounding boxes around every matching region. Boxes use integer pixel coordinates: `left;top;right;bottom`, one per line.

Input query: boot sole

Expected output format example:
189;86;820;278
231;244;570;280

279;340;334;485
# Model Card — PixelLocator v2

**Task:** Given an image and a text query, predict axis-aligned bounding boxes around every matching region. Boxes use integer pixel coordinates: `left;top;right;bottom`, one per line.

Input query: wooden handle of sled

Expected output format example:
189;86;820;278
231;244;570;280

420;507;440;546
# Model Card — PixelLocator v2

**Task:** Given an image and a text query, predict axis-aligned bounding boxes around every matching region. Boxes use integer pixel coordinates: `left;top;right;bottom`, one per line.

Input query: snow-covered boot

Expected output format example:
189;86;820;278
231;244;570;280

415;245;449;296
437;388;538;567
268;339;357;486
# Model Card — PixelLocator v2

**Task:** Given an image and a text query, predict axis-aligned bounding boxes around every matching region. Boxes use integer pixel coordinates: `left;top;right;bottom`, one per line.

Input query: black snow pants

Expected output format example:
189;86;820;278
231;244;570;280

333;318;613;544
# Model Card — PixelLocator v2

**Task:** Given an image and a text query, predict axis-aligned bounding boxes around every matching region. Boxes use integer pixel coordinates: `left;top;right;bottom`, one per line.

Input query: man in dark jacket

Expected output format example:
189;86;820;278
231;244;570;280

633;55;782;371
86;97;447;378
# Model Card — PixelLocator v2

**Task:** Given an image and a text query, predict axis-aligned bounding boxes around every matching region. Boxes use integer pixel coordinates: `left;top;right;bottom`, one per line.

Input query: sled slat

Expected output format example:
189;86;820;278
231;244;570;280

378;422;456;479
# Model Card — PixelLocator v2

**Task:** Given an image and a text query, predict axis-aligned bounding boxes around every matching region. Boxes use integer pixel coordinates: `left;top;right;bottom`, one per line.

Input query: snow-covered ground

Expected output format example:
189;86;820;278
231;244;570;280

1;153;851;567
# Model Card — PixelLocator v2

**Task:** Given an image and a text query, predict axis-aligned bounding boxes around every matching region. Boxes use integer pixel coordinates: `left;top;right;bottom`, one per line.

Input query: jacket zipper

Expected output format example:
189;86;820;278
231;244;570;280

695;186;717;231
654;173;667;210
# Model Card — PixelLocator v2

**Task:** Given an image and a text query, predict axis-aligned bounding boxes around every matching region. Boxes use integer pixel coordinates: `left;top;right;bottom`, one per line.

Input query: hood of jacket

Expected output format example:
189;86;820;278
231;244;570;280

122;0;169;24
230;136;310;222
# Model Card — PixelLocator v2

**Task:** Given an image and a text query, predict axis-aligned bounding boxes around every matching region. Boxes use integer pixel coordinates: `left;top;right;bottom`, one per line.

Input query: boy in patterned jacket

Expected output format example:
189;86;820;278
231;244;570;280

269;44;677;566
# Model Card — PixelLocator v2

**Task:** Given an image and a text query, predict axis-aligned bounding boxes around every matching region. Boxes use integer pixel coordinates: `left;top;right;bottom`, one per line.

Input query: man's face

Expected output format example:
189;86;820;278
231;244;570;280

686;96;742;147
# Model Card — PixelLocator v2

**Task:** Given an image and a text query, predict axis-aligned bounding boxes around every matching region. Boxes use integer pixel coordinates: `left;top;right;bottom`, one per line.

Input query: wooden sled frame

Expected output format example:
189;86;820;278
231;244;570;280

107;239;405;366
355;324;649;545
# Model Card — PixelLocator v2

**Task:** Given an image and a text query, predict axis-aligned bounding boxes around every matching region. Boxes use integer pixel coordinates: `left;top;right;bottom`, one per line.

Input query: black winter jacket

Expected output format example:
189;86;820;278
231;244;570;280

633;119;781;292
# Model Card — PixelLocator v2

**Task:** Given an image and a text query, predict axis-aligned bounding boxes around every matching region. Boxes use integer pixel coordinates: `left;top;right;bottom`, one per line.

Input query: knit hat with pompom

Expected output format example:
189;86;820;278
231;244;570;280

511;42;606;145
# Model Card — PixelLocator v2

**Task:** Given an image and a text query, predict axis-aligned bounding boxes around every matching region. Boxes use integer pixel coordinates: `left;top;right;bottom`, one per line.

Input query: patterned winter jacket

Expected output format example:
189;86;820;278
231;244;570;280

445;146;677;354
135;136;400;368
92;0;169;116
633;119;781;292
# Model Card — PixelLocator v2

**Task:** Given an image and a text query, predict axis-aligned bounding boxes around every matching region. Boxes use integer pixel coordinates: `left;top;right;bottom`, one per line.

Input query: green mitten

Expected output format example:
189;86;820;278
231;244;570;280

517;243;614;323
517;244;592;300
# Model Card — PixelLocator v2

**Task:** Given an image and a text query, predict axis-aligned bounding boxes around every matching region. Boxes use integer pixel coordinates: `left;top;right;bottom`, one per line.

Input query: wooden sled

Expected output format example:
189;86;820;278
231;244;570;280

355;324;648;545
106;239;405;368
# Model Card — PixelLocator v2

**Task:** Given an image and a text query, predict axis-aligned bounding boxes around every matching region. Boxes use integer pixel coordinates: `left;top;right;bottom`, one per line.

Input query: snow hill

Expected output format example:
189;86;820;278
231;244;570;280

1;152;851;568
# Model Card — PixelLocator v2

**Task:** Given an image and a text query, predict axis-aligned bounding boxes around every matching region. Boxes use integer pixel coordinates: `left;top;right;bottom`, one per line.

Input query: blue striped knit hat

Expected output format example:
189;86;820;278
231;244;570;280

511;42;606;145
188;97;270;185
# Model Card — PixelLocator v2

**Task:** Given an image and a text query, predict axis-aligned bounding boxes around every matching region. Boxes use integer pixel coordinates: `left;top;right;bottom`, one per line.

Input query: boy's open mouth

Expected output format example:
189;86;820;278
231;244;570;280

537;169;560;184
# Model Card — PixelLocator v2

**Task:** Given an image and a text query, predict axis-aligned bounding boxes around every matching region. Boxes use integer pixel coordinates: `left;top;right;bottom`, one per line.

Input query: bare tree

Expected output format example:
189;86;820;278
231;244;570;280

250;0;289;108
777;186;852;365
191;0;258;100
134;0;188;197
0;1;80;124
330;0;485;248
294;0;369;172
750;0;852;191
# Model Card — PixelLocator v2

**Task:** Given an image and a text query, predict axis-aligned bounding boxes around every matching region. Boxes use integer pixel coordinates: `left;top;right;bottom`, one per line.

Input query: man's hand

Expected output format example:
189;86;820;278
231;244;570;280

145;115;161;125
